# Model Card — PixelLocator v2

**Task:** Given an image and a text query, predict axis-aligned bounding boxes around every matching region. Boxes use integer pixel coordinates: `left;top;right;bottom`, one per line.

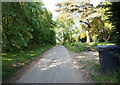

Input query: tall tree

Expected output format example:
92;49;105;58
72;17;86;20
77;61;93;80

56;0;100;43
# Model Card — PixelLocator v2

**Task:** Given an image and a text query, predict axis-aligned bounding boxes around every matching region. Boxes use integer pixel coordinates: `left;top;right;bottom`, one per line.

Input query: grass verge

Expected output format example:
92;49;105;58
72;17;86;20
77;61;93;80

65;42;116;53
65;42;119;83
90;63;120;83
83;42;116;51
64;42;86;53
2;45;54;81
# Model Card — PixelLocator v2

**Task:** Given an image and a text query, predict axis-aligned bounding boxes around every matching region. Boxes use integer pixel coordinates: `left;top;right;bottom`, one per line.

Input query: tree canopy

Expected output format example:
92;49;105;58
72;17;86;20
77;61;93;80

55;0;119;44
2;2;56;51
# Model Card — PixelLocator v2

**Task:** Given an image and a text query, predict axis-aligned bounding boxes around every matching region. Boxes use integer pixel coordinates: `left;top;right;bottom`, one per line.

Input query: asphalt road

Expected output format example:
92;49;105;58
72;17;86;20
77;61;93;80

14;45;85;83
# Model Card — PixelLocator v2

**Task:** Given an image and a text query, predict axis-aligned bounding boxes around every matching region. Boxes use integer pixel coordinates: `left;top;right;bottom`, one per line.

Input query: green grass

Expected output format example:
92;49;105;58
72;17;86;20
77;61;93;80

83;42;98;51
65;42;86;53
65;42;115;52
82;42;119;83
2;45;54;81
91;63;120;83
65;42;116;53
82;42;116;51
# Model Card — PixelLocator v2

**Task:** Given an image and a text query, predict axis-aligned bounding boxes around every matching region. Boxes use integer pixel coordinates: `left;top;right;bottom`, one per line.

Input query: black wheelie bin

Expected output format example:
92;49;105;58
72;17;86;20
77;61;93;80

96;45;119;75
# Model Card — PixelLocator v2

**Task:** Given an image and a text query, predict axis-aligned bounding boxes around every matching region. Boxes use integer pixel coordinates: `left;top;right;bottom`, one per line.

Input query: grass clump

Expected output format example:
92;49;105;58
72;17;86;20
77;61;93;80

65;42;86;53
2;45;54;81
83;42;98;51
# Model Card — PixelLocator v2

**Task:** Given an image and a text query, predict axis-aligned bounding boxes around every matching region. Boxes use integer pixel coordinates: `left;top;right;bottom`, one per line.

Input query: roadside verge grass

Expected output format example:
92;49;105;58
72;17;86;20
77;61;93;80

64;42;86;53
65;42;116;53
91;63;120;83
2;45;54;81
83;42;116;51
65;42;119;83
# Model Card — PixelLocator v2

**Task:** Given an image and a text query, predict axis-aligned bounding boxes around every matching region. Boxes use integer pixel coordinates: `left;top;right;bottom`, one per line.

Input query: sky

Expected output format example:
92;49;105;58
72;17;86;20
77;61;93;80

41;0;102;21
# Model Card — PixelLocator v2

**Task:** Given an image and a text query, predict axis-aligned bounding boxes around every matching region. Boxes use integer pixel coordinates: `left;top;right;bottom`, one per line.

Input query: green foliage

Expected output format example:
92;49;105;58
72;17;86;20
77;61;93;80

56;18;75;44
104;2;120;44
82;42;116;51
55;0;119;44
2;45;54;81
79;31;86;39
97;2;119;43
82;42;98;51
89;18;104;42
2;2;56;51
56;0;101;43
91;63;120;83
65;42;86;53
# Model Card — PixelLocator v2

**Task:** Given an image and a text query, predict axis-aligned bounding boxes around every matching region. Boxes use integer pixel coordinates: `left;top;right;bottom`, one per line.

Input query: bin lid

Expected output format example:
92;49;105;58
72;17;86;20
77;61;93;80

96;45;119;51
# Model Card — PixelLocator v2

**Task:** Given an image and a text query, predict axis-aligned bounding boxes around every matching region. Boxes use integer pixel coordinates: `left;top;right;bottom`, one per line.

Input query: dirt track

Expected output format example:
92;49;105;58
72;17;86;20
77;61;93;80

5;45;99;83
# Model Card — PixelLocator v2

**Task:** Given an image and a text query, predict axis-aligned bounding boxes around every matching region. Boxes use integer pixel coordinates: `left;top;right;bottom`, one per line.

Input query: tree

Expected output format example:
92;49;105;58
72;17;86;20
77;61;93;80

90;2;118;42
56;17;75;44
56;0;100;43
2;2;56;51
80;2;117;42
102;1;120;44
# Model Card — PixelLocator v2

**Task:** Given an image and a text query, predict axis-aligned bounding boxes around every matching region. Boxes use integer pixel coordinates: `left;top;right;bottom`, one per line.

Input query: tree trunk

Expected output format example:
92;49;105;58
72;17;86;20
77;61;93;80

86;26;90;43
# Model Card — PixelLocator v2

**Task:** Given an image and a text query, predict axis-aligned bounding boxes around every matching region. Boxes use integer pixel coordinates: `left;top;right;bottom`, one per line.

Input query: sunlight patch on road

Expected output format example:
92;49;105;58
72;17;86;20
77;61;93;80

62;61;67;64
76;56;86;59
34;58;72;71
73;61;77;64
73;66;80;69
49;62;61;68
40;68;48;71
